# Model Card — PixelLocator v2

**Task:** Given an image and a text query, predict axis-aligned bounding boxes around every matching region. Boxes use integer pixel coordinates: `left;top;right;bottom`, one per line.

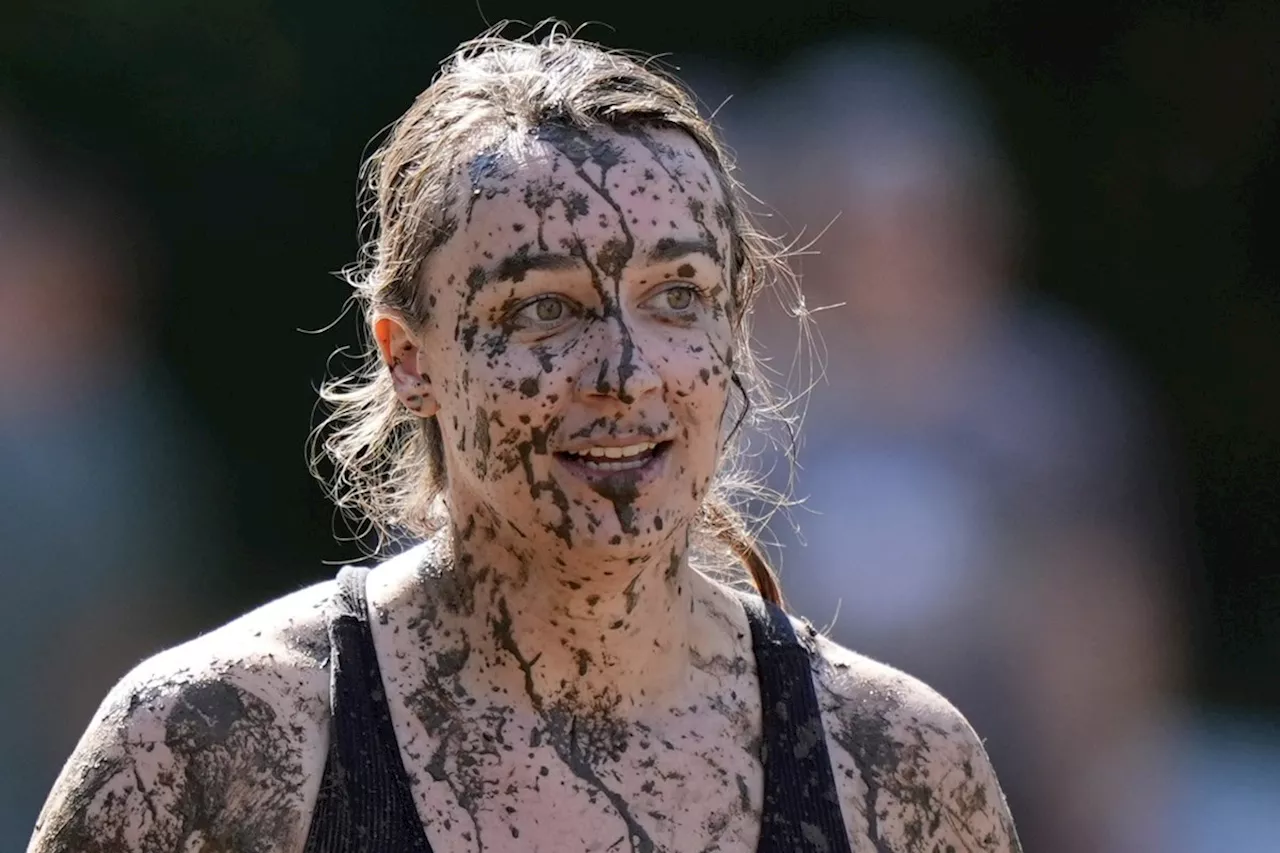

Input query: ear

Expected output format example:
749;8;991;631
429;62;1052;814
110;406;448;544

373;312;439;419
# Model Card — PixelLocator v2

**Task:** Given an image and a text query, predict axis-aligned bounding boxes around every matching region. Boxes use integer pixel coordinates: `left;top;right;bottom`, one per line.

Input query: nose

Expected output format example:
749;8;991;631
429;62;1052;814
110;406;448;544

577;314;662;405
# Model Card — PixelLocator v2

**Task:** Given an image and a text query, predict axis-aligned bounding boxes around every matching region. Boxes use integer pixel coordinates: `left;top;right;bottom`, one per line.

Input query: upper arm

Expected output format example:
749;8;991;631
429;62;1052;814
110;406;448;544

811;634;1023;853
28;589;334;853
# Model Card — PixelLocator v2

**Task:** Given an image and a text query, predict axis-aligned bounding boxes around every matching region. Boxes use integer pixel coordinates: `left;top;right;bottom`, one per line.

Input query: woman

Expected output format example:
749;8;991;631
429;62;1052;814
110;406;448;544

29;28;1022;853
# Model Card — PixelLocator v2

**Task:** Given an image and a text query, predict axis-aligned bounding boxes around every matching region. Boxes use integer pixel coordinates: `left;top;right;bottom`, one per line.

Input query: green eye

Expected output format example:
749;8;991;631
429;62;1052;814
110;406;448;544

664;287;695;311
535;297;565;322
510;295;575;331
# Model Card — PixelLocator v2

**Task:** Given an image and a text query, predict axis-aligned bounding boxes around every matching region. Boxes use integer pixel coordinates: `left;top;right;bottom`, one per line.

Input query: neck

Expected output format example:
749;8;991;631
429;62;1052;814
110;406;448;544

419;506;700;716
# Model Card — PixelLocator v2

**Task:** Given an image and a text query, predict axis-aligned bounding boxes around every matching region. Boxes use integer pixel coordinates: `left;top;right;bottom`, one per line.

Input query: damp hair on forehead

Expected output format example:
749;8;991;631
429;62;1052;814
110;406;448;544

310;20;815;606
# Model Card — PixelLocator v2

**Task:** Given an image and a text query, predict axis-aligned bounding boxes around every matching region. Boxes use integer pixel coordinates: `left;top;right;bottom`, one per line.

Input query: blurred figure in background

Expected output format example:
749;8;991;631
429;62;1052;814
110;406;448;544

0;117;230;848
730;38;1189;853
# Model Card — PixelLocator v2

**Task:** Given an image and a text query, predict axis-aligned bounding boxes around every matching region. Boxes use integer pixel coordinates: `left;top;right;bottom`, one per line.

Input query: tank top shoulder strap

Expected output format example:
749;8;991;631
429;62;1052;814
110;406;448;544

302;566;435;853
736;591;855;853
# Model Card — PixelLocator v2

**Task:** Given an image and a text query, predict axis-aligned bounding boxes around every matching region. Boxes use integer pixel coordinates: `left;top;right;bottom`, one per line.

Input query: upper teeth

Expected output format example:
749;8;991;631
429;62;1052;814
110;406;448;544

568;442;656;459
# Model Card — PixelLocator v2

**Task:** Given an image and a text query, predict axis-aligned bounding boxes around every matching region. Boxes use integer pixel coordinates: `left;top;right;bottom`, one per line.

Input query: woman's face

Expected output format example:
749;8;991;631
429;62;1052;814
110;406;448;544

390;126;736;555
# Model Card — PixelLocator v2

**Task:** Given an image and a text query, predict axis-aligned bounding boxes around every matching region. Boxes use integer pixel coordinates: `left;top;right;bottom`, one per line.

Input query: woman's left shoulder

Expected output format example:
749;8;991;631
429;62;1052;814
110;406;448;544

804;626;980;744
801;623;1024;853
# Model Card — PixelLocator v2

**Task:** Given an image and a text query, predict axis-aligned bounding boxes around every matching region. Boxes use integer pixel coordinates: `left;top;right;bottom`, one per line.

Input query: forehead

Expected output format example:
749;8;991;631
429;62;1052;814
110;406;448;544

444;125;731;258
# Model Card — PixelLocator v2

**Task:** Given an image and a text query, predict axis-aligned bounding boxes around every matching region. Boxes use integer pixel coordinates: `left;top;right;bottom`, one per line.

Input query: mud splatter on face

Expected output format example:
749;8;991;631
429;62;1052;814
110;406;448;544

592;474;640;536
415;125;735;560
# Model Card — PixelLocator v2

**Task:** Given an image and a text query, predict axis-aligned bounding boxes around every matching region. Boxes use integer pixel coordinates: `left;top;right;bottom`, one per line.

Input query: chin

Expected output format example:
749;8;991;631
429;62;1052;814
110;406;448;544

524;496;692;559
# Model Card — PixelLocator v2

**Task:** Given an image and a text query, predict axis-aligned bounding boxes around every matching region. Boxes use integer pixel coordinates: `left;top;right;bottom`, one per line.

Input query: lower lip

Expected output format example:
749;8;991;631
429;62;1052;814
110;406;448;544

555;443;670;491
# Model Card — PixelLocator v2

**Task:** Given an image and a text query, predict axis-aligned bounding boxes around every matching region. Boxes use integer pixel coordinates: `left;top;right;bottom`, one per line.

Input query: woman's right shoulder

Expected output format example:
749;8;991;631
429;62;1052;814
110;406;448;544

27;577;340;853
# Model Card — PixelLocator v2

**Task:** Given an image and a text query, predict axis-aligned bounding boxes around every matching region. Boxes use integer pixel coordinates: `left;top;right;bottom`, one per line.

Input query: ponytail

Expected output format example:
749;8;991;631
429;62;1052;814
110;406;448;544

704;498;784;607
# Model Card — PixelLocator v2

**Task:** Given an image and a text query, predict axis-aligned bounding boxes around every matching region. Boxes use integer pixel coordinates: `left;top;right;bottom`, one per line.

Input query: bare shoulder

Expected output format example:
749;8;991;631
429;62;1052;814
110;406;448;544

806;626;1024;853
28;579;337;853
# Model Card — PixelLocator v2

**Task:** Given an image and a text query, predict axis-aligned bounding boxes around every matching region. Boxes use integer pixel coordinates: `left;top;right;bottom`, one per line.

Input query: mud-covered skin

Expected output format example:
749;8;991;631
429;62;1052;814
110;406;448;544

382;125;735;573
371;128;775;850
810;631;1024;853
361;541;1020;853
367;541;766;853
30;123;1019;852
27;552;1020;853
27;583;334;853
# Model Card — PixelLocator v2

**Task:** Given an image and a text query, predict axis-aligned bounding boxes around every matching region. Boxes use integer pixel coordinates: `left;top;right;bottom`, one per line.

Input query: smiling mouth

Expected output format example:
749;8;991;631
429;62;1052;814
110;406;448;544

555;440;672;475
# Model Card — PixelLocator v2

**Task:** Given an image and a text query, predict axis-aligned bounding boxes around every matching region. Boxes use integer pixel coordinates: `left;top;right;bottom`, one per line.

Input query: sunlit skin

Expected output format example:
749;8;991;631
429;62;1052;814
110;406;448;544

372;127;736;714
27;125;1022;853
386;127;734;553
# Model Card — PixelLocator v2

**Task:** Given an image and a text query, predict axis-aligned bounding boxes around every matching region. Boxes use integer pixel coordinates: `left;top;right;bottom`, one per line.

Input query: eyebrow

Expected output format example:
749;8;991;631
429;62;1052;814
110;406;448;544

477;236;719;289
487;251;582;285
647;236;719;265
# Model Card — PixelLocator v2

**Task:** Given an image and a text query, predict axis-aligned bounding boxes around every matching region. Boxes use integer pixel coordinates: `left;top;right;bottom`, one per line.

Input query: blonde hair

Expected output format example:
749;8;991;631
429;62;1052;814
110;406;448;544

312;23;805;606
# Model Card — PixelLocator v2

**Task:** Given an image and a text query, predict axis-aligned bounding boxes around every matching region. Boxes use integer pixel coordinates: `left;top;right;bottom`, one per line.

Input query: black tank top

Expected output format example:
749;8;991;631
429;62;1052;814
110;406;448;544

302;566;854;853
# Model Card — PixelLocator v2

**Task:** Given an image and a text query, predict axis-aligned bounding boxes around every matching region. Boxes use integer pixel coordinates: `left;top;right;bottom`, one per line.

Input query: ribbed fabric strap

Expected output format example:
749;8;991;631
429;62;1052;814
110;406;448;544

302;566;435;853
737;592;855;853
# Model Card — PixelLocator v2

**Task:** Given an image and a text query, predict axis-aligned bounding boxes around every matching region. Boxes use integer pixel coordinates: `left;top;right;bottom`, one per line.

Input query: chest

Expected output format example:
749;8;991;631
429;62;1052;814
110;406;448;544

377;655;766;853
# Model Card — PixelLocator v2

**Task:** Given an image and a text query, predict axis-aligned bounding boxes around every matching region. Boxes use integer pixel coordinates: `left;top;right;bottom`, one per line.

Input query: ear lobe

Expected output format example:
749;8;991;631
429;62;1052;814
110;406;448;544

373;314;440;419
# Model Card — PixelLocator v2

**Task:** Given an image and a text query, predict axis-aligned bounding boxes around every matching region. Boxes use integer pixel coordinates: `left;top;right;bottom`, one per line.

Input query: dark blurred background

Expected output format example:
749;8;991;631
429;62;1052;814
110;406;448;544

3;1;1277;850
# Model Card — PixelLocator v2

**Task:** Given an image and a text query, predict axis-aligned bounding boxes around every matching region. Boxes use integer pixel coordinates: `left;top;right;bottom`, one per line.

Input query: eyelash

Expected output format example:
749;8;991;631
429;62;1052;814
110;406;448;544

503;281;708;331
648;283;705;315
508;294;579;330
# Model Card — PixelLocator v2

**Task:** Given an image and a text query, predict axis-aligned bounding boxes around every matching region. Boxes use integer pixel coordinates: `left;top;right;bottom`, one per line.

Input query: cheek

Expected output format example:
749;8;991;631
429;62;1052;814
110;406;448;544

680;360;731;507
652;332;731;445
681;373;731;444
662;317;733;391
458;352;577;484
